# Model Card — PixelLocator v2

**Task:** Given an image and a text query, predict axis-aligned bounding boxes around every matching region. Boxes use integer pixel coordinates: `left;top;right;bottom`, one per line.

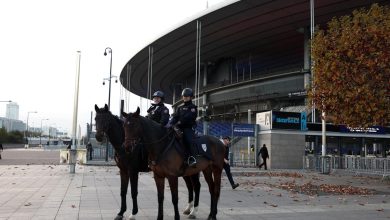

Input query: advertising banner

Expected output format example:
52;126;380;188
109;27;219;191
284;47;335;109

233;124;256;137
271;111;307;130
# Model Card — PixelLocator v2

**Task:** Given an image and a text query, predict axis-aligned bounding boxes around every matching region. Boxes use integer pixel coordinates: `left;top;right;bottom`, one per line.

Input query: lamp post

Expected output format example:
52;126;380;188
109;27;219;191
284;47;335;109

0;100;12;103
39;118;49;146
103;47;117;162
104;47;113;110
25;111;37;147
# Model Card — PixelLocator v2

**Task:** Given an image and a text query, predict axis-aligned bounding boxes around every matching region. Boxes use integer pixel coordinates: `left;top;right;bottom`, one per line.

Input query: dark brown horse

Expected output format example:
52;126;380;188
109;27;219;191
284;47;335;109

95;104;147;220
94;104;201;220
122;107;225;220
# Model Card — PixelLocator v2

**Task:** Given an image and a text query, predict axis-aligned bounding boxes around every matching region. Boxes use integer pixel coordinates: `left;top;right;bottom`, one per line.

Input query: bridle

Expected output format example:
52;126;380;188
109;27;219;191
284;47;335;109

95;111;115;141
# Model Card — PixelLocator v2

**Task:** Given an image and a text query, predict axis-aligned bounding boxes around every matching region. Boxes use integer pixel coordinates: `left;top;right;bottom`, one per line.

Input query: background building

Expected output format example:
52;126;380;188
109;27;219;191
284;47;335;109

6;102;19;120
119;0;390;168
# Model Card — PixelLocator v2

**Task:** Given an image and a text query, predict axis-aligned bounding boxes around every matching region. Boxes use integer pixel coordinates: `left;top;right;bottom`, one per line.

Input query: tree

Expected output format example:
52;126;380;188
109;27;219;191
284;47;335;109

309;3;390;127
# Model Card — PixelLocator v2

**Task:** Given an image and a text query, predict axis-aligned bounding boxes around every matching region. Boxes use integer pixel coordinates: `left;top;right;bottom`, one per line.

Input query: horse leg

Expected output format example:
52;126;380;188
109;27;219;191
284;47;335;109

182;176;193;215
154;174;165;220
128;171;139;220
167;176;180;220
115;168;129;220
189;173;201;219
202;167;216;220
210;167;222;220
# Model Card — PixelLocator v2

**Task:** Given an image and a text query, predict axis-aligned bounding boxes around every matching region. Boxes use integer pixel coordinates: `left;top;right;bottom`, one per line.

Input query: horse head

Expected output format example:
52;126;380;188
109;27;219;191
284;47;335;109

94;104;111;143
122;107;143;152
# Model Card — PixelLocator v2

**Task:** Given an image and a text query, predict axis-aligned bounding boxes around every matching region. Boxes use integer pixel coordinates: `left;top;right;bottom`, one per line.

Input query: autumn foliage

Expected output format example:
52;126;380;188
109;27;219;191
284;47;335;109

309;4;390;127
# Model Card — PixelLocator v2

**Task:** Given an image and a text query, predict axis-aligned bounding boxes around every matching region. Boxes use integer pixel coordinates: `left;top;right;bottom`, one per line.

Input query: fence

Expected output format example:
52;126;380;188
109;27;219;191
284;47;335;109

90;146;115;160
303;155;390;178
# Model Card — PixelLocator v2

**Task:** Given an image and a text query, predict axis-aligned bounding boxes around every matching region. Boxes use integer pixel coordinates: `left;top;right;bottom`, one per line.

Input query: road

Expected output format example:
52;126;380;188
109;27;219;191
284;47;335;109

0;147;59;165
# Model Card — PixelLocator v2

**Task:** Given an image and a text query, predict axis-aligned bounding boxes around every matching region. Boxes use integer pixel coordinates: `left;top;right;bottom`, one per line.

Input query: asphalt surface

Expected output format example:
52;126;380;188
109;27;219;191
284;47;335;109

0;147;59;165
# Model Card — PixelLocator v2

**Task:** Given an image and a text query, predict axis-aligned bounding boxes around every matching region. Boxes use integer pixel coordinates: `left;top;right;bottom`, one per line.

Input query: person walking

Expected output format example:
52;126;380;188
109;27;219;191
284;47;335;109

170;88;198;167
0;143;3;159
258;144;269;170
221;136;239;189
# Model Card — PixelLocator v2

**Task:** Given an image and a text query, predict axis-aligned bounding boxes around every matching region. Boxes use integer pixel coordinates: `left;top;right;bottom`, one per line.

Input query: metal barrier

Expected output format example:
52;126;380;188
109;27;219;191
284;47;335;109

303;155;390;179
91;147;108;160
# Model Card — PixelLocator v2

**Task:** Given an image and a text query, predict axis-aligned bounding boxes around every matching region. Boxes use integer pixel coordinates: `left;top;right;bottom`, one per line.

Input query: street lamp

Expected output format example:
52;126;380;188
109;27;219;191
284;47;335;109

40;118;49;146
103;47;118;110
103;47;117;162
0;100;12;103
25;111;38;145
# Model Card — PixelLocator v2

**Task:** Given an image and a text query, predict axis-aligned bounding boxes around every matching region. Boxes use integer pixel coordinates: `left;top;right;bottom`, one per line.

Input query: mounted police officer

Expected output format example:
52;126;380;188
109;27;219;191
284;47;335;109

146;91;170;126
170;88;198;167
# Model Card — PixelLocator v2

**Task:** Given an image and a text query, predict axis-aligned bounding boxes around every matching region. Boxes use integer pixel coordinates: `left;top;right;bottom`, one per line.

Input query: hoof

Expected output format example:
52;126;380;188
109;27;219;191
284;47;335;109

115;215;123;220
188;214;196;219
188;207;198;219
129;213;136;220
182;202;193;215
207;215;216;220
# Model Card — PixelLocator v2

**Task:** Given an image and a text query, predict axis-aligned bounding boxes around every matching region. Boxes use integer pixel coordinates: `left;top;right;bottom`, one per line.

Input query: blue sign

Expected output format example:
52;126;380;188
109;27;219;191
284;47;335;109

233;124;255;137
272;111;307;130
339;125;386;134
301;112;307;131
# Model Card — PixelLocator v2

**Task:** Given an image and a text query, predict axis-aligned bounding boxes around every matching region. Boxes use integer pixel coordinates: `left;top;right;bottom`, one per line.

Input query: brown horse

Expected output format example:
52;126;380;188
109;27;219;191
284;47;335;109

95;104;201;219
122;107;225;220
95;104;144;220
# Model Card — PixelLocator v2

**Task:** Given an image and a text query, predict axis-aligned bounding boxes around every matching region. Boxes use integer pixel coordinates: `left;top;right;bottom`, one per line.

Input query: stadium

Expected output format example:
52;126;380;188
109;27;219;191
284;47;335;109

119;0;390;169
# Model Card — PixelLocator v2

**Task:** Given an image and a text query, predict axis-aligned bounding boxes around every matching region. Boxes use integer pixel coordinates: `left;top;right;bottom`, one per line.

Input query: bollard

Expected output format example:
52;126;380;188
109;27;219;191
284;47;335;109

320;155;331;174
69;149;77;173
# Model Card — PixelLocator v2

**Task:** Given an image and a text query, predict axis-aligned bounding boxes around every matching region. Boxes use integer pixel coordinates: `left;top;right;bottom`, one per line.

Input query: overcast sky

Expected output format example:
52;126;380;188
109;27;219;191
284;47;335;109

0;0;225;135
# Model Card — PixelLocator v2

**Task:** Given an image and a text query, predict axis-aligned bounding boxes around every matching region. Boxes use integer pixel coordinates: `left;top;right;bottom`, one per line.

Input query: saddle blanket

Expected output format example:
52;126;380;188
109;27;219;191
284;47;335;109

192;135;212;160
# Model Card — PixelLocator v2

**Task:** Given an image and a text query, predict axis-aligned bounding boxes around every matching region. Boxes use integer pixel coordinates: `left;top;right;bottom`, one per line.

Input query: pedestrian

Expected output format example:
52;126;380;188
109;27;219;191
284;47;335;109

170;88;198;167
258;144;269;170
86;142;93;160
146;90;170;127
0;143;3;159
221;136;239;189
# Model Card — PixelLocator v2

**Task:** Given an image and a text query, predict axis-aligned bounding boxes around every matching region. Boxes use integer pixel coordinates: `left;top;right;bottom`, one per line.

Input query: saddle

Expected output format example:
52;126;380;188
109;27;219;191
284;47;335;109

153;130;212;168
171;132;212;161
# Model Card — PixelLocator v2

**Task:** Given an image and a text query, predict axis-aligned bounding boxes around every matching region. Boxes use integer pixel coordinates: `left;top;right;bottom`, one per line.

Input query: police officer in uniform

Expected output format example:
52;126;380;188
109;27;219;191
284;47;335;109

146;91;170;126
170;88;198;167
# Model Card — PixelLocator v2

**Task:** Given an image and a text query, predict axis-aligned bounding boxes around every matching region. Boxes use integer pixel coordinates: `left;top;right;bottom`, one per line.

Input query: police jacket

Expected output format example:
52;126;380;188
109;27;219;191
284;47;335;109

171;100;197;129
146;103;170;126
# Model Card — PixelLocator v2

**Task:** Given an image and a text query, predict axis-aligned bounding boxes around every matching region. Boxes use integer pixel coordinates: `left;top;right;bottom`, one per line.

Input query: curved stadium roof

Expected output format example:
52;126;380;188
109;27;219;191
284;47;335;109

119;0;388;105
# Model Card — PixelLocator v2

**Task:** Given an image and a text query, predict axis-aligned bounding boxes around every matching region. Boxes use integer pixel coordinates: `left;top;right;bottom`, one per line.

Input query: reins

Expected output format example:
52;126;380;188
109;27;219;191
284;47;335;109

140;129;173;145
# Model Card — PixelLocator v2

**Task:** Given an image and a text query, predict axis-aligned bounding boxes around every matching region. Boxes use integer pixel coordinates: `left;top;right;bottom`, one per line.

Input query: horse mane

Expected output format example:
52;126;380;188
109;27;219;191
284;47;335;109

139;115;161;128
113;114;124;126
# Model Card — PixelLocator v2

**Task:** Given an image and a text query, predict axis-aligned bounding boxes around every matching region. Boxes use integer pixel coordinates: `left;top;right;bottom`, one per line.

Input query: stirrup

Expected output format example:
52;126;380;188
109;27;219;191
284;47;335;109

187;156;197;167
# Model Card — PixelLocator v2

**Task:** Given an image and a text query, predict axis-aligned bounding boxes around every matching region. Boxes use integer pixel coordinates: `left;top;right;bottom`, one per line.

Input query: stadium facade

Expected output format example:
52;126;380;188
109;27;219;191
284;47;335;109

119;0;390;168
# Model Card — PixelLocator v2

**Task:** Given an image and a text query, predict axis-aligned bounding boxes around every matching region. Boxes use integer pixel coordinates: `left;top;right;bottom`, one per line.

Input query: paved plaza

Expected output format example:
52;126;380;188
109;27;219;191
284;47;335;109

0;148;390;219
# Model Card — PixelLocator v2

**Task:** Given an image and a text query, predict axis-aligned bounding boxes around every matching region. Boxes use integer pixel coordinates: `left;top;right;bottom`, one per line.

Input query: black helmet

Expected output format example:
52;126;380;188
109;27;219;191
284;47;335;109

181;88;193;97
152;91;165;100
